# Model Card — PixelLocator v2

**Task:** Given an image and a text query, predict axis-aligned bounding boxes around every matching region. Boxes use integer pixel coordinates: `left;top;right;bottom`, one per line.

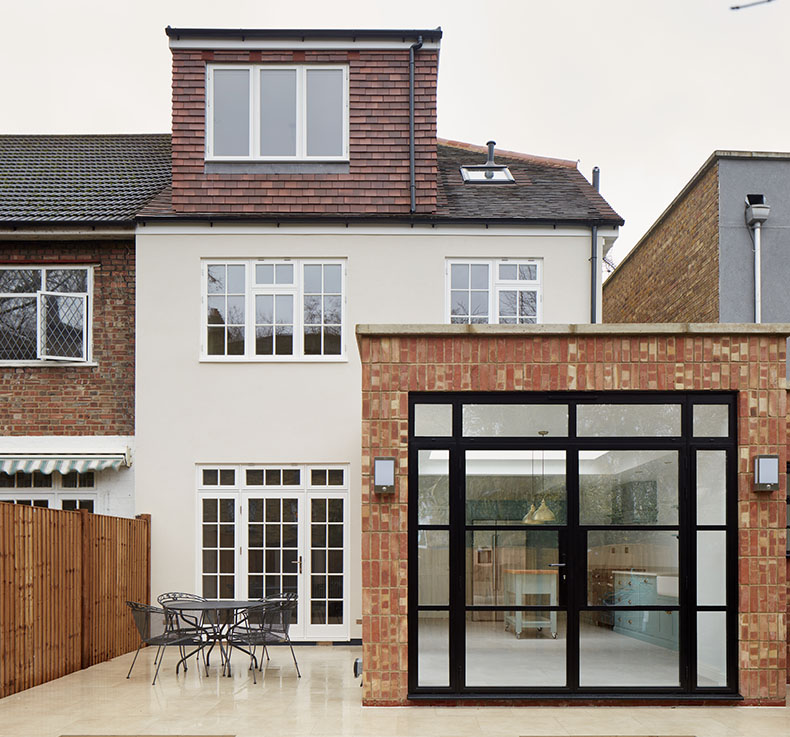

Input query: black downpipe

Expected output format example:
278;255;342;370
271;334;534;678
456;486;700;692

409;36;424;213
590;166;600;323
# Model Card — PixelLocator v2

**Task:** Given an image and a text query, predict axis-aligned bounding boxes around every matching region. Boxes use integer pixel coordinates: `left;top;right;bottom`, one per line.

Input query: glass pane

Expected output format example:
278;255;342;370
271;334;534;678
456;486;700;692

466;612;566;687
0;297;36;360
283;469;300;486
417;612;449;687
265;469;281;486
0;269;40;292
227;265;245;294
213;69;250;157
202;497;218;521
246;469;264;486
466;450;567;526
275;264;293;284
697;531;726;606
698;611;727;687
498;263;517;280
324;264;342;293
207;265;225;293
450;264;468;289
414;404;452;437
306;69;344;157
304;264;322;293
255;264;273;284
46;269;87;293
463;404;568;437
697;451;727;526
207;296;225;324
328;470;344;487
577;404;681;437
418;449;448;525
470;264;489;289
418;530;448;606
587;530;679;606
579;610;679;686
219;470;235;487
693;405;729;437
467;529;559;608
519;264;537;281
579;450;678;526
260;69;296;156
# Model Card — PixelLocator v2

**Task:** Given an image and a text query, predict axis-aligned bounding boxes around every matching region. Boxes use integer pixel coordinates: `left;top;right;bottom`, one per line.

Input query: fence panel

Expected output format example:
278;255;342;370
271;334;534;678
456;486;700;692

0;505;150;697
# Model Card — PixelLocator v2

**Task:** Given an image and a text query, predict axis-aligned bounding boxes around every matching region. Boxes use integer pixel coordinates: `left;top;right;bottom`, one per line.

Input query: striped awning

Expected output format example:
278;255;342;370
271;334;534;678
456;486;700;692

0;452;130;475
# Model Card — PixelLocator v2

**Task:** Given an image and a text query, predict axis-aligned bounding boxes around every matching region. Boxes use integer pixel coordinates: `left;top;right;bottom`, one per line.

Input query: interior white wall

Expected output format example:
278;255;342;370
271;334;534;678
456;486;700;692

135;224;596;639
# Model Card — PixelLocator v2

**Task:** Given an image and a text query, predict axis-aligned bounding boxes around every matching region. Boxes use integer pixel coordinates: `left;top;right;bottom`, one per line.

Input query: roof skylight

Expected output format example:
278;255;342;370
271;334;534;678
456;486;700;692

459;140;515;184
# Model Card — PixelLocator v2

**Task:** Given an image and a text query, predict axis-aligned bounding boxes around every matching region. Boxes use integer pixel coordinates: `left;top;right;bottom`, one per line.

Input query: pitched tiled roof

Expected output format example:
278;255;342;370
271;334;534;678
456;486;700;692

0;135;171;224
435;140;623;224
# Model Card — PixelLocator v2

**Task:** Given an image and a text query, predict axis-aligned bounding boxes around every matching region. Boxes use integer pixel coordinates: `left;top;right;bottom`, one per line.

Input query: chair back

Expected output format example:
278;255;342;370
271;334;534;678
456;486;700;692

156;591;206;605
264;597;296;636
126;601;167;642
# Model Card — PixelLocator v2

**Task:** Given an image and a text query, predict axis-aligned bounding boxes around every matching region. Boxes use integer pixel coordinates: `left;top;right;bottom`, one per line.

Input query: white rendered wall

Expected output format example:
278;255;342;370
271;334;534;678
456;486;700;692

135;224;598;639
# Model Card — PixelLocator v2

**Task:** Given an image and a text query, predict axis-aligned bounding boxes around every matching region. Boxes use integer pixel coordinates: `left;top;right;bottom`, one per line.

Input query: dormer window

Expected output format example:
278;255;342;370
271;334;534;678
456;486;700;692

459;140;515;184
206;64;349;161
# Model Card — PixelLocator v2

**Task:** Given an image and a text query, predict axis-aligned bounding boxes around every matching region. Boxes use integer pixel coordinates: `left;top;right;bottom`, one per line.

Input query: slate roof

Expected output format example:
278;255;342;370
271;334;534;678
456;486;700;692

0;135;171;224
435;140;623;224
0;134;621;226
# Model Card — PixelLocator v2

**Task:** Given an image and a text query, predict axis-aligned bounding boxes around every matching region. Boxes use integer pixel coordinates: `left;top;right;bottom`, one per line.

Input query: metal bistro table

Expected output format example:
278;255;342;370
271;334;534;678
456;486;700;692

162;599;263;677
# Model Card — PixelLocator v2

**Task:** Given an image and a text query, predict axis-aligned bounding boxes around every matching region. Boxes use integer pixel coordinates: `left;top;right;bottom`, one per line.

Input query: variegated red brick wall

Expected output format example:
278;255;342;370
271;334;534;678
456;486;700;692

358;326;787;705
171;48;438;214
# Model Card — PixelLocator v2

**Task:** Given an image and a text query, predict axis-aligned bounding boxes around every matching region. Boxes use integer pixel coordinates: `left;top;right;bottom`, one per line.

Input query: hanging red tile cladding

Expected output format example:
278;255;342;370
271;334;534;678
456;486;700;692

359;331;788;706
170;49;438;214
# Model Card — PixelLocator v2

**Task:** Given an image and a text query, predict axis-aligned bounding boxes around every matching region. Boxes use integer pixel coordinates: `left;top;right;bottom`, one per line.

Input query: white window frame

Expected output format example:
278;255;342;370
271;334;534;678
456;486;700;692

201;259;346;362
196;464;350;640
206;64;350;162
445;258;542;325
0;265;93;364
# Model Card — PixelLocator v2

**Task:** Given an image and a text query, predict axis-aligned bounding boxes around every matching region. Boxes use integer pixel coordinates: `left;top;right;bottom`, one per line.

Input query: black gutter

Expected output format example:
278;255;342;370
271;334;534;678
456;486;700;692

166;26;442;41
590;166;600;324
409;36;424;213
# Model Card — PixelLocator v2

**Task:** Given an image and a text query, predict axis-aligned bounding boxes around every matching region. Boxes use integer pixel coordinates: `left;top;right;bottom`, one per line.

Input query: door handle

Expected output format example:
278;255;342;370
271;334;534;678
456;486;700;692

548;563;566;567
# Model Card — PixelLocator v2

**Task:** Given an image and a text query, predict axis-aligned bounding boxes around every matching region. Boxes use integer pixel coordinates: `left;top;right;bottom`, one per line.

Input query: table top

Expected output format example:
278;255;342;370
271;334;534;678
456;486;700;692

161;599;265;611
503;568;559;575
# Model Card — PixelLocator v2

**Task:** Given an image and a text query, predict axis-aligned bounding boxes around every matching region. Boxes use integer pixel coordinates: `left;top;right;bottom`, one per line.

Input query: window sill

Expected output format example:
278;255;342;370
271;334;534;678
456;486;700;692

205;160;350;175
199;356;348;364
0;361;98;368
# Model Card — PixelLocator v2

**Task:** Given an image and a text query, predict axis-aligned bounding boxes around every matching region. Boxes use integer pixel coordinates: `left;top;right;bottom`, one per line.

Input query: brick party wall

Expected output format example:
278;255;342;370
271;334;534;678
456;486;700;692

171;48;438;215
0;240;135;436
358;328;787;705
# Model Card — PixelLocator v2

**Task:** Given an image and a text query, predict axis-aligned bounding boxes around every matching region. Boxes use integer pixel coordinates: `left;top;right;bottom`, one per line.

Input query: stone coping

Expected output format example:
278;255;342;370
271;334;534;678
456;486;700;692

356;322;790;338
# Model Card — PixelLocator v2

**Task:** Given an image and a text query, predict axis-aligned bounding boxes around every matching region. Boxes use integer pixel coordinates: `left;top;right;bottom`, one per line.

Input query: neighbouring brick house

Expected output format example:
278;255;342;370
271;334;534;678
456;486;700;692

602;150;790;685
0;135;170;514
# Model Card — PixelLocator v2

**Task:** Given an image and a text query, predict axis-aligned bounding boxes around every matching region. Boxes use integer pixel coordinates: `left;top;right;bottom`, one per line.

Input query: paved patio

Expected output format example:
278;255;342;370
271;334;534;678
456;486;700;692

0;645;789;737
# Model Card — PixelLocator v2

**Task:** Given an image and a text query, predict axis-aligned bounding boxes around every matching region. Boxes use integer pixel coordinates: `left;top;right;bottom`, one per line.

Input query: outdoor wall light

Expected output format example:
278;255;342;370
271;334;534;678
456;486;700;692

373;457;396;494
753;454;780;491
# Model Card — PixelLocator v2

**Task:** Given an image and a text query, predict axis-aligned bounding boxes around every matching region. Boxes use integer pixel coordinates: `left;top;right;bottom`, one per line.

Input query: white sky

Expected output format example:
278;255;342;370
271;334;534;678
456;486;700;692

1;0;788;263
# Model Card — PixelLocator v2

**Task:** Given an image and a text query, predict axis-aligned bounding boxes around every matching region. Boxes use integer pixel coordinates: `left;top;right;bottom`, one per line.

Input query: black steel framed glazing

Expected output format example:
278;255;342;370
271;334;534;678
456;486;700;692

407;391;739;699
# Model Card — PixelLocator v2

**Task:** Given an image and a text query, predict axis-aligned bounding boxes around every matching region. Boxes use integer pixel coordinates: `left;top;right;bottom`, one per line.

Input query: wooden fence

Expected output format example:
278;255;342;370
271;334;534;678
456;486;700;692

0;505;150;698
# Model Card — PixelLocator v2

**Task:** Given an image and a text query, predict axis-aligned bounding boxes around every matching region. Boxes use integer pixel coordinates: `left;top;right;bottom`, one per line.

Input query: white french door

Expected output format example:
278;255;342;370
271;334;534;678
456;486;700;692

198;464;349;641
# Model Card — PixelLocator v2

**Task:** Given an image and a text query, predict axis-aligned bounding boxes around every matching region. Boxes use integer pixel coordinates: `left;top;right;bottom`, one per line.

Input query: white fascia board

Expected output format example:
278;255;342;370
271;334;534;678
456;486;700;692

0;436;133;455
0;228;134;241
136;222;598;238
169;38;441;51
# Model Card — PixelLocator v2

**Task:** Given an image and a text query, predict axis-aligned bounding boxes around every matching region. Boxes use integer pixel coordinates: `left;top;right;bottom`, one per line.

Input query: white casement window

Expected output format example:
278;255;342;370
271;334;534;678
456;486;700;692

203;259;345;361
0;266;92;362
0;470;96;511
446;259;542;325
206;64;349;161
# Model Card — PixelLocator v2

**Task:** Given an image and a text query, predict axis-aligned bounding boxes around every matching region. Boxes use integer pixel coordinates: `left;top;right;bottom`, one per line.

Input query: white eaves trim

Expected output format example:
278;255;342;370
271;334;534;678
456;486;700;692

169;38;441;51
137;222;621;239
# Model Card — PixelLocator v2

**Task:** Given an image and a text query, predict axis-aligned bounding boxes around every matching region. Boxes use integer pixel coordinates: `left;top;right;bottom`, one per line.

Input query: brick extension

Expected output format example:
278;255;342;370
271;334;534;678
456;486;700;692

0;241;135;435
603;162;720;324
170;49;438;215
358;324;788;705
